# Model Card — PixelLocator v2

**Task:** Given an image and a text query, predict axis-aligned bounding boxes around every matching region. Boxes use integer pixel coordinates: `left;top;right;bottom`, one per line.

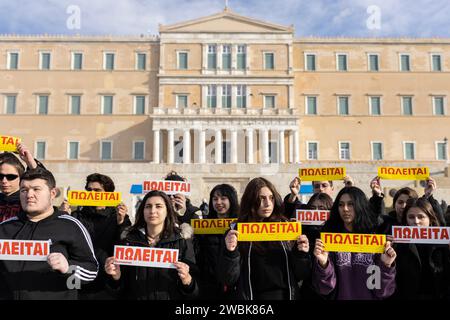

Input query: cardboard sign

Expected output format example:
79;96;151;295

142;180;191;196
392;226;450;244
114;245;178;269
0;135;21;152
68;190;122;207
0;240;50;261
237;222;302;242
296;210;330;226
377;167;429;180
299;167;346;181
321;233;386;253
192;218;237;235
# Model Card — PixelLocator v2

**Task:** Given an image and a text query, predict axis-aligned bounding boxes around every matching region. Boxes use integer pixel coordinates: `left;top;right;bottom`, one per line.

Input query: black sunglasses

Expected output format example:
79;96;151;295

0;174;19;181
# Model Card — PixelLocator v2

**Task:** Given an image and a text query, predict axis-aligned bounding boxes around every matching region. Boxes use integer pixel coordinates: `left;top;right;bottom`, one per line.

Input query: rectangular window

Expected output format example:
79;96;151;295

136;53;146;70
404;142;415;160
222;85;231;108
337;54;348;71
135;96;145;114
372;142;383;160
237;45;246;70
339;142;351;160
433;96;445;115
207;45;217;70
178;52;188;70
437;142;447;160
264;52;274;70
102;96;113;115
177;95;188;108
264;95;275;109
68;142;79;160
38;95;49;115
70;95;81;115
222;141;231;164
432;54;442;71
222;45;231;70
368;54;379;71
40;52;51;70
306;96;317;115
8;52;19;70
101;141;112;160
104;53;115;70
133;141;145;160
370;96;381;115
268;141;278;163
236;85;246;108
72;53;83;70
400;54;410;71
338;96;349;115
36;141;46;160
207;85;217;108
307;142;318;160
305;54;316;71
5;95;16;114
402;96;413;115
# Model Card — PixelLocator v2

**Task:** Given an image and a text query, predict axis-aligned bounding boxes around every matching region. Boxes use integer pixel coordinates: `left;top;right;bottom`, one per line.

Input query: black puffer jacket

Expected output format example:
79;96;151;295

0;191;20;223
108;228;199;300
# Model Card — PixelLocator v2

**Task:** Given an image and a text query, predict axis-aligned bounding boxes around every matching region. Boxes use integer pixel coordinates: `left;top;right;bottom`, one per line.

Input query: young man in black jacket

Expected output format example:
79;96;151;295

0;168;98;300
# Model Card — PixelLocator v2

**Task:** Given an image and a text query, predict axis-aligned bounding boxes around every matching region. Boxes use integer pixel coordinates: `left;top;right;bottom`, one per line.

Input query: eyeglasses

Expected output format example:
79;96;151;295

0;174;19;181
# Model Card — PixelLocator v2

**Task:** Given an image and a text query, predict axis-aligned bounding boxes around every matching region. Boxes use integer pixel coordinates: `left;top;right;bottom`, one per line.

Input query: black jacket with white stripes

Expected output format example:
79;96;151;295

0;208;98;300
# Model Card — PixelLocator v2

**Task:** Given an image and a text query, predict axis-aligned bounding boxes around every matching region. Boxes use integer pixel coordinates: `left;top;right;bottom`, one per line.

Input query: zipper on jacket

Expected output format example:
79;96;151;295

281;241;293;300
247;242;253;300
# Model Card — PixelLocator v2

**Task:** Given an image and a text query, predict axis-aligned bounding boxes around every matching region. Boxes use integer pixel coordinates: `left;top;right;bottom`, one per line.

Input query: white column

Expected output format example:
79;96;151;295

288;43;293;74
231;44;237;72
202;44;208;71
288;130;294;163
168;129;174;164
261;129;269;164
294;129;300;163
288;85;294;109
279;130;285;164
246;129;254;164
217;85;222;108
198;129;206;164
215;129;222;164
153;129;160;164
201;85;207;108
231;129;238;163
183;129;191;164
231;85;237;109
217;44;223;70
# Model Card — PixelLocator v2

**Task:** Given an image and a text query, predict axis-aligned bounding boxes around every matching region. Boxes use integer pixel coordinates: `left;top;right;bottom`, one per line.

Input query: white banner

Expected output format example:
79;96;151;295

114;245;178;269
0;239;51;261
392;226;450;244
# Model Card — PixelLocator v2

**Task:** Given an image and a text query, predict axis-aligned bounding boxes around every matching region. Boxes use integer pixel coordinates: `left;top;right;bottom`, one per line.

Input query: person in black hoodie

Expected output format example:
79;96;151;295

394;197;450;299
60;173;131;300
104;190;198;300
0;143;42;222
0;168;98;300
218;177;311;300
195;183;239;300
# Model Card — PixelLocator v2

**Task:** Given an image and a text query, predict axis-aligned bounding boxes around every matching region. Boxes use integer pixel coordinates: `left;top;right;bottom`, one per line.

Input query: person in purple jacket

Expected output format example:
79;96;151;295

312;186;397;300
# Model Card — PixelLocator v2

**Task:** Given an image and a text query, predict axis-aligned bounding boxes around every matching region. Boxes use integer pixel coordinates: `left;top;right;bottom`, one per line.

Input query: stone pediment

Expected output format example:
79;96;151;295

159;9;293;34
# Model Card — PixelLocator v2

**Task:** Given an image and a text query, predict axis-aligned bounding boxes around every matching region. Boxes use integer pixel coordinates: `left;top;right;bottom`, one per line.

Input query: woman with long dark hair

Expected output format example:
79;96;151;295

104;190;198;300
218;177;311;300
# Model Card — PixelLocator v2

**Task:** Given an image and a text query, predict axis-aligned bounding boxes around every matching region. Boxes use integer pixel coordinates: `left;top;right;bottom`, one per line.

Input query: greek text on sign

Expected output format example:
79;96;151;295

392;226;450;244
299;167;346;181
237;222;302;241
114;245;178;269
0;240;50;261
143;180;191;196
321;233;386;253
0;135;21;152
377;167;429;180
68;190;122;207
192;218;237;234
296;210;330;226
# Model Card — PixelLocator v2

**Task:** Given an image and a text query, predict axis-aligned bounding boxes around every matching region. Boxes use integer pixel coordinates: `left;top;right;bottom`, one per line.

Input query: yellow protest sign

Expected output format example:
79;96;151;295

192;218;237;235
0;136;21;152
68;190;122;207
321;232;386;254
237;222;301;242
299;167;346;181
377;167;429;180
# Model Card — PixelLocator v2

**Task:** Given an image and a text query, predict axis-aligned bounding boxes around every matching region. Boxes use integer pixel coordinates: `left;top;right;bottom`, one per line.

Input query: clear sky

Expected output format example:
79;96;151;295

0;0;449;37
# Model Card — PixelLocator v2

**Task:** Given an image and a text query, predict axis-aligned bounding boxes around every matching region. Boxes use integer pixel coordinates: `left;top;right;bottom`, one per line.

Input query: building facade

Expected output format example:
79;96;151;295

1;9;449;210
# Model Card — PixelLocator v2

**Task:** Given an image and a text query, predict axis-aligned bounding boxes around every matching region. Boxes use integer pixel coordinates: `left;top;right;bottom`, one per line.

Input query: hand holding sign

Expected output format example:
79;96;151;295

380;241;396;268
289;177;301;196
370;176;382;196
105;256;121;280
225;230;239;252
296;235;309;253
174;261;192;286
424;177;437;198
16;142;38;169
171;194;187;216
313;239;329;268
47;252;69;274
116;202;128;225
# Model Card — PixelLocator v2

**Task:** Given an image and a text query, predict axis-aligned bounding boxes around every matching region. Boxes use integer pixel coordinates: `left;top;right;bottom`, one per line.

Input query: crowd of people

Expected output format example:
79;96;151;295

0;145;449;300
